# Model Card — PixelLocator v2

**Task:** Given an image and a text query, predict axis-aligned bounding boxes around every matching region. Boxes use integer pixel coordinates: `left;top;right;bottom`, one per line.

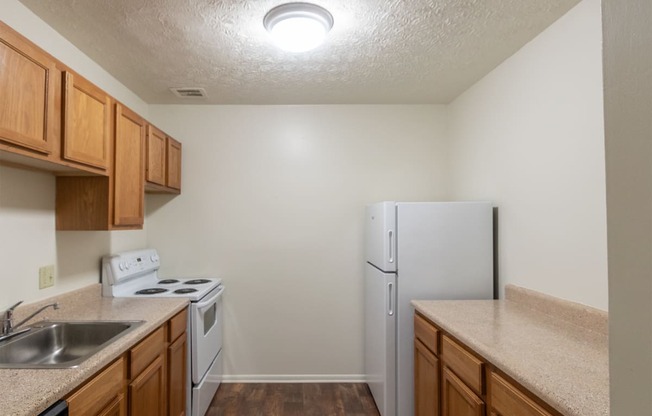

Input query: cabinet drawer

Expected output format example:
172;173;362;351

414;313;439;355
130;325;165;377
442;335;484;394
67;356;125;415
490;372;553;416
168;308;187;342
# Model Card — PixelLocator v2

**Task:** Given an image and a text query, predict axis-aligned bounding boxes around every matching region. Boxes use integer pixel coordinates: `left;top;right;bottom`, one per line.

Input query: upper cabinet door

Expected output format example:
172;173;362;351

114;104;145;227
63;71;111;170
146;125;166;186
0;22;56;154
166;137;181;190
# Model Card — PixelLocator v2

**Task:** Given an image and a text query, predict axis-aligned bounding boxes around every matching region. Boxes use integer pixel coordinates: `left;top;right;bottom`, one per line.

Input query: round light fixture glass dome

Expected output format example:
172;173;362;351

264;3;334;53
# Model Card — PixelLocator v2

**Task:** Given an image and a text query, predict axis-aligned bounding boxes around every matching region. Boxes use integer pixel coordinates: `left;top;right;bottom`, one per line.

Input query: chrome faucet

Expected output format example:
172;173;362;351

1;301;60;341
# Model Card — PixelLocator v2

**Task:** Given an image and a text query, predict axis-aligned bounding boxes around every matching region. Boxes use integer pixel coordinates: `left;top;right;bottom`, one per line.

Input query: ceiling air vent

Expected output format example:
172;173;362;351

169;87;208;98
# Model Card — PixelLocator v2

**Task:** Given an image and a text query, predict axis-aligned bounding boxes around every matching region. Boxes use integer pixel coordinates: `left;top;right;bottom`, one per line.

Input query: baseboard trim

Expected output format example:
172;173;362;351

221;374;367;383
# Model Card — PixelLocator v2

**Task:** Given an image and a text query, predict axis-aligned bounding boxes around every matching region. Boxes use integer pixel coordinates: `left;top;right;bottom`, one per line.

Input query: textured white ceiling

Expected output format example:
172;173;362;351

18;0;580;104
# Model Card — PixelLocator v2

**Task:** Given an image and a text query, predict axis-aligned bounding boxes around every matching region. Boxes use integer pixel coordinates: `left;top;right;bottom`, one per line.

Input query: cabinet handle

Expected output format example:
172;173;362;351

388;282;394;316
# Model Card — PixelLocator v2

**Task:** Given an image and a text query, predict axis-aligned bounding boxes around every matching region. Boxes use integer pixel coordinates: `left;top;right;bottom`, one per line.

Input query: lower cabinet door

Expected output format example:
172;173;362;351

415;339;439;416
168;334;187;416
129;354;166;416
442;367;485;416
97;394;126;416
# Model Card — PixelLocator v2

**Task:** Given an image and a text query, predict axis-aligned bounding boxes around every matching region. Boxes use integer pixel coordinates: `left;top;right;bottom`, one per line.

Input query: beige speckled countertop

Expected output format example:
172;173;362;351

0;284;189;416
412;285;609;416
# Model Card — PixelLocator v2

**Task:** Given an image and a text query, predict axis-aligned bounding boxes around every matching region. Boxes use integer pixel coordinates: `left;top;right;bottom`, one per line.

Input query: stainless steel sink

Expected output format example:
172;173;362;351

0;320;143;368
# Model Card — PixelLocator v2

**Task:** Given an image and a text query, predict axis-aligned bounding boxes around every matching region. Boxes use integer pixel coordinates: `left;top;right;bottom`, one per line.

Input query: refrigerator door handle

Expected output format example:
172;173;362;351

388;230;394;263
388;282;394;316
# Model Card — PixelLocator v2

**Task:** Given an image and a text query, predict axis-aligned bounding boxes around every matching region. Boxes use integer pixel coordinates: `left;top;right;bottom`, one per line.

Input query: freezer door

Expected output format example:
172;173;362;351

364;263;396;416
365;202;397;272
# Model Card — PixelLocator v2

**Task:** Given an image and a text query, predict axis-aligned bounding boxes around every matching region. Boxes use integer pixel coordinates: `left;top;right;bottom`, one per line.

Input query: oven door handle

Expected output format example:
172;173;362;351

195;285;225;311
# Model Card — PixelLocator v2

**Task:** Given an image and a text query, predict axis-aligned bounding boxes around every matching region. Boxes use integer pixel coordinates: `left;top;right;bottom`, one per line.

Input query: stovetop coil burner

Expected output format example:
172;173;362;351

185;279;212;285
135;288;169;295
175;288;198;294
158;279;180;284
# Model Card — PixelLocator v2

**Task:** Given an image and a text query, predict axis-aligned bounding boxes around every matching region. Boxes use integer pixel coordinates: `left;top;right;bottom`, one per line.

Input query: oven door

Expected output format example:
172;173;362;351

190;285;224;384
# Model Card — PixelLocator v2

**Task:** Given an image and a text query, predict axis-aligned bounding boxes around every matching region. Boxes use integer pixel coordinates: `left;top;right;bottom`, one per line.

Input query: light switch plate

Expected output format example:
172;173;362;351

39;265;55;289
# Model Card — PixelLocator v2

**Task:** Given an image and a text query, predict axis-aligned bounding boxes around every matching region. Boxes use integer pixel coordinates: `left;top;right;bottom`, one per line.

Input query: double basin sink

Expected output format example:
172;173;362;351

0;320;143;368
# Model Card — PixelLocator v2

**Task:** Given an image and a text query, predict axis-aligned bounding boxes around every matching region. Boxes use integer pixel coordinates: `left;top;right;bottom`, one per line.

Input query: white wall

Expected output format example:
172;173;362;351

1;0;612;384
0;1;149;308
146;105;449;380
447;0;608;309
602;0;652;413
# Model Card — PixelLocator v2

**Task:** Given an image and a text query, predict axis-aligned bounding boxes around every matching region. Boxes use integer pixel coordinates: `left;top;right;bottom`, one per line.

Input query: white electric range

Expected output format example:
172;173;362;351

101;249;224;416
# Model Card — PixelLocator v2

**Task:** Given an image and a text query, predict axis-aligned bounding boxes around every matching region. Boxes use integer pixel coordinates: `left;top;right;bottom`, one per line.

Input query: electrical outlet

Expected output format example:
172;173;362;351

39;265;55;289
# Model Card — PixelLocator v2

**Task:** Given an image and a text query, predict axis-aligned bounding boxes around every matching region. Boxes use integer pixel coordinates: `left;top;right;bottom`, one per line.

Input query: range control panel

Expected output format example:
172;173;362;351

103;249;161;284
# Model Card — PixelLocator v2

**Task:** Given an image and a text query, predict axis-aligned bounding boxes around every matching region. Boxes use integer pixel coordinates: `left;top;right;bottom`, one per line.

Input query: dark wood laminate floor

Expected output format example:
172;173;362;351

207;383;381;416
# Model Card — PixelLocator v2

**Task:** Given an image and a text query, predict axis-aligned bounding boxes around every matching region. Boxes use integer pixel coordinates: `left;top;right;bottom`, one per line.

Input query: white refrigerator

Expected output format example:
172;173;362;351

364;201;494;416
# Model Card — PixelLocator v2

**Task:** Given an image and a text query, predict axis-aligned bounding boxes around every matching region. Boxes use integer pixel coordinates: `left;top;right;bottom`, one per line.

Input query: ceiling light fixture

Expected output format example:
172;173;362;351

264;2;334;53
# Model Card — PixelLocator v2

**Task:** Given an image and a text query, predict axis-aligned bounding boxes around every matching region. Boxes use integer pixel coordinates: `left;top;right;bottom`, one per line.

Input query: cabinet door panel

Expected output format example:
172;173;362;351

146;125;166;186
415;338;439;416
114;104;145;227
129;354;166;416
168;333;187;416
63;71;110;170
166;137;181;190
442;367;484;416
0;22;55;154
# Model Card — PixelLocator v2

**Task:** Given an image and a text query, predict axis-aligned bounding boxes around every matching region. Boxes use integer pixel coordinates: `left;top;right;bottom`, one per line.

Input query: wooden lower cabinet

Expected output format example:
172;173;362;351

441;367;484;416
129;354;167;416
168;327;187;416
66;309;188;416
413;311;562;416
414;338;439;416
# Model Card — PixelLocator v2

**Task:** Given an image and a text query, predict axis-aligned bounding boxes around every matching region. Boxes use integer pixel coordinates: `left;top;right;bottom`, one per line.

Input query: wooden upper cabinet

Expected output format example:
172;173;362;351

62;71;111;170
146;125;166;186
145;125;182;194
0;21;56;154
114;104;145;227
166;137;182;190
